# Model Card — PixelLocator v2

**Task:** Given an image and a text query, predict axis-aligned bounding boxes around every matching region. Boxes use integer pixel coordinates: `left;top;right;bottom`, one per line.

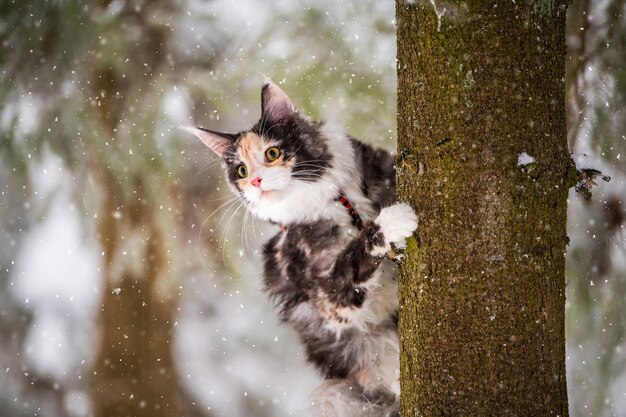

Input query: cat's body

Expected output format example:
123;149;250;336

186;82;417;417
265;221;401;414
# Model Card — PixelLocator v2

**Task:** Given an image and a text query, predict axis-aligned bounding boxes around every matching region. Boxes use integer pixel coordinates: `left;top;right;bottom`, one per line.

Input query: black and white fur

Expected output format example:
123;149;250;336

185;82;417;417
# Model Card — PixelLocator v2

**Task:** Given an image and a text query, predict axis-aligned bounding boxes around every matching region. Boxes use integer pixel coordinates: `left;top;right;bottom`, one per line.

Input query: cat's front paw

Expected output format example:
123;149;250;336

375;203;418;246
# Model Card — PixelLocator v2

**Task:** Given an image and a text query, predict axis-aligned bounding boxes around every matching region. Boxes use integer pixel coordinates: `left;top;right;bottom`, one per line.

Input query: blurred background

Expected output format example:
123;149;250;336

0;1;623;416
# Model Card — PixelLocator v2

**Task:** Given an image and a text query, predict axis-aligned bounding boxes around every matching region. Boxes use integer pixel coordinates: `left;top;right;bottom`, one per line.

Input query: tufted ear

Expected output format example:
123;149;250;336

181;126;236;158
261;81;297;123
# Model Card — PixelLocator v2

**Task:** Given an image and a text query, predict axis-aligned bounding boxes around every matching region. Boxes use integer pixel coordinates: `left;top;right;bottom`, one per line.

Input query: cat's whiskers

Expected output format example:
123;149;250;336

203;193;243;204
291;161;329;173
199;195;242;240
290;175;348;201
283;142;307;163
291;159;328;167
238;207;248;256
242;206;259;256
291;170;338;186
257;107;282;137
218;198;248;263
247;210;261;254
291;160;330;177
242;204;260;249
291;169;327;176
195;157;224;178
216;196;245;236
251;212;271;253
241;206;249;254
263;120;283;136
209;200;241;264
292;163;327;172
205;194;241;220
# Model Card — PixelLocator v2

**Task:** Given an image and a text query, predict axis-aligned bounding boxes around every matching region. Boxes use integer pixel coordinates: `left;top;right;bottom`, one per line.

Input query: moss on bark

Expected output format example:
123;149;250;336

397;1;570;415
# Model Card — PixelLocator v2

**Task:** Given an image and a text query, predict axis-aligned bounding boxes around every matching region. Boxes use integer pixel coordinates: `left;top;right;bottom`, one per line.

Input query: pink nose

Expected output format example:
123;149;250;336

251;176;262;187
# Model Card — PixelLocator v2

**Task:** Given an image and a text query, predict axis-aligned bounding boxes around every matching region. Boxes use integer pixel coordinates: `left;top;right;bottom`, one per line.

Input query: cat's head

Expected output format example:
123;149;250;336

186;82;348;224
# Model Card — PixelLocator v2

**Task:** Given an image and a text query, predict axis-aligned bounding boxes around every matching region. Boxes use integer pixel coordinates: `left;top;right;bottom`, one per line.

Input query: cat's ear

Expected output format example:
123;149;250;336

181;126;236;158
261;81;297;123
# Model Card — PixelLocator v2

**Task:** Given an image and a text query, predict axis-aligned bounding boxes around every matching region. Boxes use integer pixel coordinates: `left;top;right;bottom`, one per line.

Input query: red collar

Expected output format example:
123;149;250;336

277;190;363;232
337;190;363;229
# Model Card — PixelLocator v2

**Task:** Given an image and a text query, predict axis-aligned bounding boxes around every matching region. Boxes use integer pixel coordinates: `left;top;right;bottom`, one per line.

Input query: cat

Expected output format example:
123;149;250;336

185;81;417;417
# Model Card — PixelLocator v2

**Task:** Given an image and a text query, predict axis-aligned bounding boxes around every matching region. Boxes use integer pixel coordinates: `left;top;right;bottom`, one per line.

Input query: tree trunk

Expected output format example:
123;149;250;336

91;175;203;417
396;1;571;415
85;13;205;412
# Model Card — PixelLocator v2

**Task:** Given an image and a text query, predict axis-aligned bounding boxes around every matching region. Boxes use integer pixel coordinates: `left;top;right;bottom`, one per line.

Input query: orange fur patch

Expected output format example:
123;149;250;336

235;133;261;187
235;133;291;187
238;132;262;164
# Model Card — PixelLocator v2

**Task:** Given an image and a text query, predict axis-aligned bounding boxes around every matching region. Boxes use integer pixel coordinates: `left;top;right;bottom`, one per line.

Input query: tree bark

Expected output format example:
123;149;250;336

397;1;571;415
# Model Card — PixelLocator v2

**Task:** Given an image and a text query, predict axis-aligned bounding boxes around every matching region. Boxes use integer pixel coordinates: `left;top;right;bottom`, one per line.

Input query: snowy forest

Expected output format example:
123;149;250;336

0;1;625;416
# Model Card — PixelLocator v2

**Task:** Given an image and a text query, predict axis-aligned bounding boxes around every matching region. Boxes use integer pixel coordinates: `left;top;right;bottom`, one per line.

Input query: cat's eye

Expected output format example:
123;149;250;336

265;147;281;162
237;164;248;178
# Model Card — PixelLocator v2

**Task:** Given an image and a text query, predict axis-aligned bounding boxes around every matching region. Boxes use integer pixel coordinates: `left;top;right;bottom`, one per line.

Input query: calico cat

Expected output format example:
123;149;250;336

185;82;417;417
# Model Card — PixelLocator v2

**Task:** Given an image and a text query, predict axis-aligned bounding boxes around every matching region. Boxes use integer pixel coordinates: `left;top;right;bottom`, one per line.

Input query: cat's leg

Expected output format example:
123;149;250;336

351;326;401;398
325;203;417;307
311;379;396;417
372;202;418;256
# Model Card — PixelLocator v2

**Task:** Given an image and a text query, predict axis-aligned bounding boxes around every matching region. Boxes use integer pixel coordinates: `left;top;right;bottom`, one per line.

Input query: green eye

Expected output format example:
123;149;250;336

265;147;281;162
237;165;248;178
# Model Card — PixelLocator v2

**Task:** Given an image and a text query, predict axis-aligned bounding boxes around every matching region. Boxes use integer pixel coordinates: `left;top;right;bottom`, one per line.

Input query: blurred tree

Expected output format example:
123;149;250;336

0;2;92;415
0;168;40;417
0;1;209;415
83;3;204;416
565;0;626;415
397;1;570;415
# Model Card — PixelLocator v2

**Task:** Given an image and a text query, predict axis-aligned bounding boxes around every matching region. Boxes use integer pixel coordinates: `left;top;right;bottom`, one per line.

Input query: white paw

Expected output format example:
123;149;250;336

375;203;418;246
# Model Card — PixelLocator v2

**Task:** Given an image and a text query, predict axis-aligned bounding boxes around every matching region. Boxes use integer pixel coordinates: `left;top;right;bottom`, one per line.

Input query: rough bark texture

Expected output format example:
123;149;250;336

397;1;571;415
